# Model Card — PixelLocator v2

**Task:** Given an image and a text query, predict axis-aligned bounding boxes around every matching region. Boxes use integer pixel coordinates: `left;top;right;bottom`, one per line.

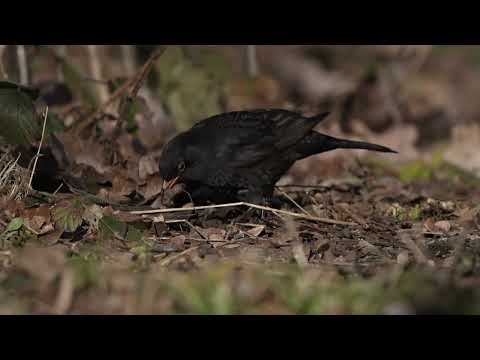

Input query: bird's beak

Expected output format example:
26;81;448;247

162;176;180;190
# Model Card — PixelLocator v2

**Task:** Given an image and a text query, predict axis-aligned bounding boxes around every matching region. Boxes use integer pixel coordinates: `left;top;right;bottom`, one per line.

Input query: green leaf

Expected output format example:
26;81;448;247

99;215;144;242
99;215;125;239
0;81;39;100
5;217;24;232
0;84;41;146
52;198;85;232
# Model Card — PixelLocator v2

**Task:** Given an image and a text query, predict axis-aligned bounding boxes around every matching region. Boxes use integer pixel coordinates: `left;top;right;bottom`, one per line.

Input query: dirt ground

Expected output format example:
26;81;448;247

1;45;480;314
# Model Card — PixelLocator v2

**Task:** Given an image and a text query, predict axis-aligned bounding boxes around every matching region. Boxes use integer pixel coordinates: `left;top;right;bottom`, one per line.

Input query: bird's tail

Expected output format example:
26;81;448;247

297;132;397;158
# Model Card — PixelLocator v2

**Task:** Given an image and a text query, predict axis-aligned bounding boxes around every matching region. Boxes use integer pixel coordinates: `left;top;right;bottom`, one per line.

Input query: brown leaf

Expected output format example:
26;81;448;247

247;225;265;237
138;155;159;180
457;206;480;229
111;175;137;197
138;177;164;202
423;218;436;233
39;227;64;245
23;205;52;235
202;228;226;242
434;220;451;233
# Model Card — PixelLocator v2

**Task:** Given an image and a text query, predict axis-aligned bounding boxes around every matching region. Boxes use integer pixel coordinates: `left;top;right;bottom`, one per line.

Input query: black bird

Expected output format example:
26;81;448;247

159;109;396;205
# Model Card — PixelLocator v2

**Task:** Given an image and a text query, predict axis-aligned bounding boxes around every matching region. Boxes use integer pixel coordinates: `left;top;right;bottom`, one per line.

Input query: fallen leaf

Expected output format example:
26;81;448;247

434;220;451;233
52;199;85;233
138;155;159;180
247;225;265;237
24;205;52;235
423;218;436;233
5;217;24;232
39;227;64;245
138;177;164;202
202;228;226;242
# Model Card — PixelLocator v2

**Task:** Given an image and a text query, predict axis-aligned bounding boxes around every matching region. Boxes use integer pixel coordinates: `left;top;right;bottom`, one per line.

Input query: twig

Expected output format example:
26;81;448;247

131;202;356;226
16;45;29;85
278;189;312;217
53;268;74;315
164;219;208;240
86;45;109;104
336;203;366;226
159;246;200;267
53;182;64;195
129;47;166;98
399;232;434;267
0;45;7;79
73;47;166;135
246;45;259;78
28;107;48;189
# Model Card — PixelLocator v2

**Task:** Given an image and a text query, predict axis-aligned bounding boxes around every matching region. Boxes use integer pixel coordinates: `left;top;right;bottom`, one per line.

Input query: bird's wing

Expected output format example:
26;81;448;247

194;109;329;168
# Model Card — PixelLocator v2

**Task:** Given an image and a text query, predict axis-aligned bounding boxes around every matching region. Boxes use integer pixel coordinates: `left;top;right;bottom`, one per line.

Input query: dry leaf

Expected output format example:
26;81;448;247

247;225;265;237
423;218;436;233
202;228;226;242
138;155;159;180
434;221;451;233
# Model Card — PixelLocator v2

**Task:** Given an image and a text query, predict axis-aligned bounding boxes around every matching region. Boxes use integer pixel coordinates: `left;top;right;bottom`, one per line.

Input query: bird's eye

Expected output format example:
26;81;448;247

178;161;186;172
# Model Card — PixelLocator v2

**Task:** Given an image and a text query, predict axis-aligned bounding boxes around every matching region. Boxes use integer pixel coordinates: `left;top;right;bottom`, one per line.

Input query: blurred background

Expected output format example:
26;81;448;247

2;45;479;185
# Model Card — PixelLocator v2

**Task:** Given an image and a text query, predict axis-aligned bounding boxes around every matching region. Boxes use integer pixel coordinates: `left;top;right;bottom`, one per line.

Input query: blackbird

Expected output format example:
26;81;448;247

159;109;396;205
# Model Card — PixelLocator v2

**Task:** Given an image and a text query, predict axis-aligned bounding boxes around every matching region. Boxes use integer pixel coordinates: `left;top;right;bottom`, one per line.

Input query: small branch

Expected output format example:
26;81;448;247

131;201;356;226
246;45;259;78
164;219;208;240
278;189;312;217
0;45;8;79
17;45;29;85
86;45;109;104
28;107;49;190
73;47;166;135
399;232;434;267
159;246;200;267
129;47;166;98
53;268;74;315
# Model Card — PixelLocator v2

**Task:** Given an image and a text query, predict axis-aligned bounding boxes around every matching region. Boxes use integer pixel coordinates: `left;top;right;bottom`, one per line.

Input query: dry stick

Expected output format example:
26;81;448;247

0;45;7;79
246;45;259;78
16;45;29;86
74;47;166;135
29;107;49;189
159;246;200;267
53;268;74;315
399;232;434;266
278;189;312;217
131;202;356;226
129;47;166;98
164;219;208;240
86;45;109;104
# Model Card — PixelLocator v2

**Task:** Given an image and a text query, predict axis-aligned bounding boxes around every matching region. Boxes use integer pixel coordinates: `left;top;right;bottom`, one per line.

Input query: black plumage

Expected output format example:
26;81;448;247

159;109;396;205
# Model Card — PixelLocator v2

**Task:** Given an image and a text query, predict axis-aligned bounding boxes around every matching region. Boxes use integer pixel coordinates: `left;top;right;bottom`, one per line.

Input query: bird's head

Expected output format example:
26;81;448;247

158;133;204;191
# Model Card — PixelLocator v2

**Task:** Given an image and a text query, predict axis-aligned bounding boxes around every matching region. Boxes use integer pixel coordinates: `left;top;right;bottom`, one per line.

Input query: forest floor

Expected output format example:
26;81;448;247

1;45;480;314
